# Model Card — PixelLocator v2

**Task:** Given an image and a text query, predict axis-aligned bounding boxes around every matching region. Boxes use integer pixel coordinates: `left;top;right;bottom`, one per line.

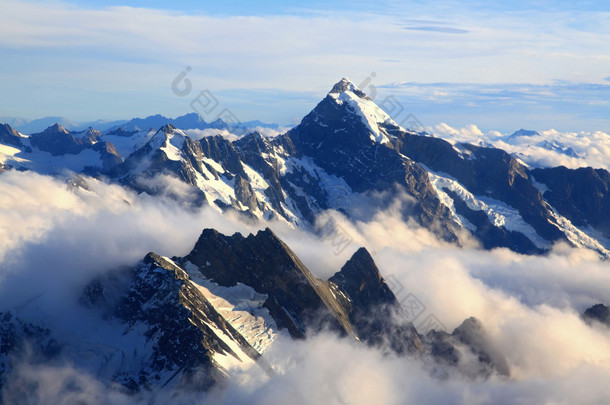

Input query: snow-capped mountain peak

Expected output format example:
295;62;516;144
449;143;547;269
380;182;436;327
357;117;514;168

146;124;187;161
508;128;540;139
327;78;397;144
45;123;70;135
329;77;367;98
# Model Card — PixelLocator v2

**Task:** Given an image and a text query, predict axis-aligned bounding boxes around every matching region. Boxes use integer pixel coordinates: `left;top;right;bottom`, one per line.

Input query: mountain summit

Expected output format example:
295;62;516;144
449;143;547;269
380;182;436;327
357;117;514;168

322;77;398;144
329;77;370;98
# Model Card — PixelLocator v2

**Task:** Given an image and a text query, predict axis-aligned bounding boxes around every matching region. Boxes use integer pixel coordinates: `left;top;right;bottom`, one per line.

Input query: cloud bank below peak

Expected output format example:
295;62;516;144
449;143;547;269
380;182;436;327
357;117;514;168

1;170;610;404
433;122;610;171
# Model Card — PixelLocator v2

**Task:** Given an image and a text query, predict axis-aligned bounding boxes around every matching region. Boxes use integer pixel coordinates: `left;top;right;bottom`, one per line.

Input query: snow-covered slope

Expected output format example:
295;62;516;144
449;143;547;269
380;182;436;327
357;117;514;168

184;261;280;355
102;128;156;157
423;165;552;250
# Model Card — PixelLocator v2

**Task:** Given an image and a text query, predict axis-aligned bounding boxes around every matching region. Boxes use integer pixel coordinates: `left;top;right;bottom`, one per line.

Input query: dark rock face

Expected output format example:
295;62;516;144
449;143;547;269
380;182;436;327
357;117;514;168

0;312;60;391
444;189;543;254
0;124;24;148
22;123;122;172
76;226;431;395
183;228;355;338
71;127;102;144
76;227;433;394
106;127;138;137
583;303;610;326
182;228;423;354
234;175;263;212
425;317;510;378
3;79;608;256
29;123;93;156
91;141;123;171
83;255;219;391
329;77;370;98
67;79;606;256
111;125;187;180
329;248;394;310
390;129;566;249
285;93;460;243
0;122;124;173
329;248;423;354
110;127;248;209
0;224;512;396
532;166;610;238
80;252;265;392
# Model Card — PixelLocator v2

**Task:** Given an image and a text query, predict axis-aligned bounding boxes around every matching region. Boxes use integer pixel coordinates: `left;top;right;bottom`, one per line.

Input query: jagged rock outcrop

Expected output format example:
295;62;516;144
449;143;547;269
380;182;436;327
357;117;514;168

0;122;123;174
0;225;513;398
182;228;424;353
329;248;423;354
79;252;264;392
0;124;24;148
583;303;610;327
425;317;510;378
182;228;356;338
285;81;461;243
390;128;566;249
29;124;94;156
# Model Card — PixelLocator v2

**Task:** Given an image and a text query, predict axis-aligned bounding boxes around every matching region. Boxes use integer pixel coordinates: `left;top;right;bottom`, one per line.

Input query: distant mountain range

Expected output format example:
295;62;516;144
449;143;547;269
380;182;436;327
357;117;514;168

0;116;128;134
1;113;280;135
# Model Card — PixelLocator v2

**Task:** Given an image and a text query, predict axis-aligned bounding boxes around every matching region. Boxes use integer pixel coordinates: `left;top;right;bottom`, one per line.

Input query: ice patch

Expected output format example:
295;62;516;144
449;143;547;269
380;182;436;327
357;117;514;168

184;262;279;355
0;143;20;158
160;130;186;161
285;156;353;208
548;210;610;257
422;164;551;249
4;148;103;174
103;129;155;157
530;176;549;194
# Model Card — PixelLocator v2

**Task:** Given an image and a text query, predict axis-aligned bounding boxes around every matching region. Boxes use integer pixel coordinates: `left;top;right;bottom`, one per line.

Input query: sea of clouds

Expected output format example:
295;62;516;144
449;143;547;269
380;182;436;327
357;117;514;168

0;170;609;404
433;123;610;171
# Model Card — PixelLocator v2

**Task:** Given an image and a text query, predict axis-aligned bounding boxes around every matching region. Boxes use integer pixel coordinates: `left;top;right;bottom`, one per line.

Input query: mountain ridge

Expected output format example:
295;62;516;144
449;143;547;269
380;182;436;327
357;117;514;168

0;78;609;257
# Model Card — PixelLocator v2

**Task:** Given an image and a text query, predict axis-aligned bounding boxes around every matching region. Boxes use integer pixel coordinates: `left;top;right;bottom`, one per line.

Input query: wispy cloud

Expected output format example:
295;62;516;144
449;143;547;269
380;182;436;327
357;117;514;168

434;122;610;170
0;0;609;130
377;81;610;132
403;26;469;34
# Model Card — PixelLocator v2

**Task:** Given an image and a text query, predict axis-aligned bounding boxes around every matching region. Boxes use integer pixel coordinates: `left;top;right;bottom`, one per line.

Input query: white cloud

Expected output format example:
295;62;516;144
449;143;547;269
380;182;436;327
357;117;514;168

0;170;265;312
1;170;610;404
435;122;486;143
433;123;610;170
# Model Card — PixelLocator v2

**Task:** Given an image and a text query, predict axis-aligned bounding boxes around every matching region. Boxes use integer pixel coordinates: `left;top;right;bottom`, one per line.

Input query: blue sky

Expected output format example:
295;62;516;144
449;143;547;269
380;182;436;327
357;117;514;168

1;0;609;133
